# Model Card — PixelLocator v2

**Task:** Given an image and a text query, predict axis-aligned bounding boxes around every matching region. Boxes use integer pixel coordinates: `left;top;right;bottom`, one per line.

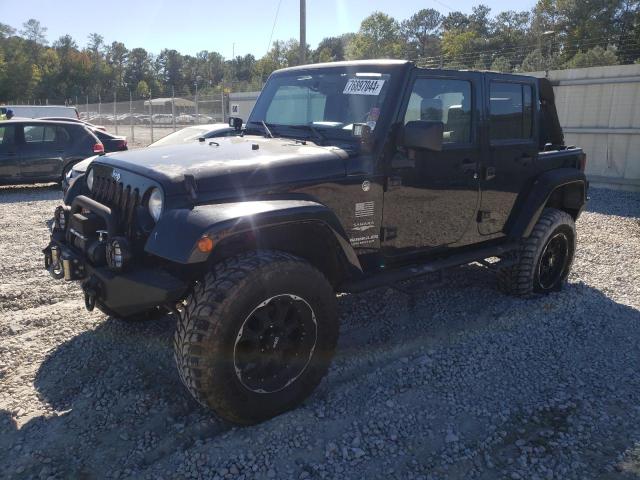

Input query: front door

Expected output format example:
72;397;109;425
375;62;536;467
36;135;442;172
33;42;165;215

381;73;481;256
0;124;20;181
20;124;64;180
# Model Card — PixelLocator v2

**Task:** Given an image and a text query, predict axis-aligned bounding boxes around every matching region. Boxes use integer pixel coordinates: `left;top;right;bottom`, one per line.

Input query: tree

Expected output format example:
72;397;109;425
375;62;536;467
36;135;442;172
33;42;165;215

156;49;184;94
565;46;620;68
441;30;479;67
20;19;47;45
401;8;442;61
520;48;561;71
106;41;128;90
124;47;151;91
346;12;403;60
312;36;348;63
490;55;512;72
0;23;16;39
136;80;150;98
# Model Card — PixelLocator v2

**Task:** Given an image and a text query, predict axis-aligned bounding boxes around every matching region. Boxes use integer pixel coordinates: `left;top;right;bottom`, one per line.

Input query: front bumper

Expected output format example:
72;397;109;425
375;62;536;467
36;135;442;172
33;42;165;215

44;231;187;319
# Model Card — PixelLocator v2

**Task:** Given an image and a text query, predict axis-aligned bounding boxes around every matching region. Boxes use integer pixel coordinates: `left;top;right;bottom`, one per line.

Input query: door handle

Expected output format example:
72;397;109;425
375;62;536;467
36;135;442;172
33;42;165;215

461;159;479;179
7;151;17;156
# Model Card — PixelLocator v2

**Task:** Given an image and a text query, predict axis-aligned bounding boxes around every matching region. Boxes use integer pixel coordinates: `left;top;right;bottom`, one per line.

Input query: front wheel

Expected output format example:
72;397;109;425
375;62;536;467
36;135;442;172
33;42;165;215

498;208;576;296
174;250;338;424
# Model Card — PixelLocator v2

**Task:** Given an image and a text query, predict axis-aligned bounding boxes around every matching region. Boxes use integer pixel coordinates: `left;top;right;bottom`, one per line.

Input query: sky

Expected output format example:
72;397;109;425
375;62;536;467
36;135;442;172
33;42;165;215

1;0;537;59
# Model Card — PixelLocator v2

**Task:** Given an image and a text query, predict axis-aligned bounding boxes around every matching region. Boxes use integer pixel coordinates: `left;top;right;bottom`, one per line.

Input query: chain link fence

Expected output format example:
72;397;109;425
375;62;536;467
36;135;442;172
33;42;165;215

76;93;227;148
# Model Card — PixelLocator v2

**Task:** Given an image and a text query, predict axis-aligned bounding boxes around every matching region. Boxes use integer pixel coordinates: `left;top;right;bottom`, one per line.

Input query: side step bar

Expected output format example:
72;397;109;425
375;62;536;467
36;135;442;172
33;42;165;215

342;242;519;293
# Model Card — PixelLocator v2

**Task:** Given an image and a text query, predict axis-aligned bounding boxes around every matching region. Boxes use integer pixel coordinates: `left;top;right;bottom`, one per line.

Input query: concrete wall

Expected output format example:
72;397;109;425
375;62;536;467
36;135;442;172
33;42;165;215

528;64;640;190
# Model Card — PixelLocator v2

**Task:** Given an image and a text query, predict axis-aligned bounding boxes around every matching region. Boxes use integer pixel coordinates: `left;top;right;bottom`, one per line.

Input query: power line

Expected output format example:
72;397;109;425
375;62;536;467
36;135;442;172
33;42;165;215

266;0;284;55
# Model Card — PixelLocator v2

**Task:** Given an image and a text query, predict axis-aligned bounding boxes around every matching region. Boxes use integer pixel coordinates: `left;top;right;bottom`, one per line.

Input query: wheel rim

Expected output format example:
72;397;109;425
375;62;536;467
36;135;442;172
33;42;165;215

536;232;570;290
233;294;318;394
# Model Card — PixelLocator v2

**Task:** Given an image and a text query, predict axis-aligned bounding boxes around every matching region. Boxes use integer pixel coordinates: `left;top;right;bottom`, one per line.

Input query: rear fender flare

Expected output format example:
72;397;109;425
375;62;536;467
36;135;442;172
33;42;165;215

506;168;587;239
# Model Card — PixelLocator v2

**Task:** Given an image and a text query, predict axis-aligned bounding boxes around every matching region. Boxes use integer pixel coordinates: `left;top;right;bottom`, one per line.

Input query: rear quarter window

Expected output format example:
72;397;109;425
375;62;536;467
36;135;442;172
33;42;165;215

489;82;533;141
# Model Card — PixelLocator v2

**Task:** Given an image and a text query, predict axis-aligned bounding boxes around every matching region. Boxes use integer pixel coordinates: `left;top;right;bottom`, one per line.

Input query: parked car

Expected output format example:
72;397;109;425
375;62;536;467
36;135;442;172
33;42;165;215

151;114;173;125
148;123;236;147
39;116;107;132
0;119;103;185
1;105;79;119
45;60;587;425
92;130;127;153
175;114;195;124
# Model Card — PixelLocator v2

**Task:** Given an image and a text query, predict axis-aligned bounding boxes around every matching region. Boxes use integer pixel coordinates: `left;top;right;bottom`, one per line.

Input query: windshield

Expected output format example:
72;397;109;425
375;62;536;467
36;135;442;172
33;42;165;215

248;69;395;143
150;126;215;147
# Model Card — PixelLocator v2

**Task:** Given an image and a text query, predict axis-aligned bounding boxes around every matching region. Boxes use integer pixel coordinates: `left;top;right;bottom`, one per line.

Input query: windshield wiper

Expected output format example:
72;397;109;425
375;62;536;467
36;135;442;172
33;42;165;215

244;120;276;138
286;124;327;145
261;120;274;138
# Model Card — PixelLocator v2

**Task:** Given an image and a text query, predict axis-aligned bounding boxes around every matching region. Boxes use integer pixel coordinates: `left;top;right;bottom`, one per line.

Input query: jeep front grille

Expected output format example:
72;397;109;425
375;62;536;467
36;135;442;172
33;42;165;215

91;174;140;238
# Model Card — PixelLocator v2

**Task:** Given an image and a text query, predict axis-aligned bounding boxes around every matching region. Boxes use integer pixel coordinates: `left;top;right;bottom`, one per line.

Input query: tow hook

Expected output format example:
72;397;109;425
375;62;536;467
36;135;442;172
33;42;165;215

82;277;100;312
44;245;64;280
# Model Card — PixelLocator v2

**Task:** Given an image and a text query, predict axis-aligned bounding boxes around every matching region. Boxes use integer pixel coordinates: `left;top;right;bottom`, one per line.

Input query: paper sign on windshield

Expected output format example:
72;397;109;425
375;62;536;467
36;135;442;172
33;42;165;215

343;79;386;96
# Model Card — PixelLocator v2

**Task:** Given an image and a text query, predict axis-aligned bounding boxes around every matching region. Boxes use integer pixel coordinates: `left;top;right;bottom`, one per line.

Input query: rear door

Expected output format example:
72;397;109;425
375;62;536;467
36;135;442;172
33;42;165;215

478;75;538;235
20;124;66;180
0;124;21;181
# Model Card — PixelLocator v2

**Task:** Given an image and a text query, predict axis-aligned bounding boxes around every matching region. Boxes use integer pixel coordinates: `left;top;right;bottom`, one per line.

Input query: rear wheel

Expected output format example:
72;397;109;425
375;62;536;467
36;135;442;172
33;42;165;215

498;208;576;296
174;250;338;424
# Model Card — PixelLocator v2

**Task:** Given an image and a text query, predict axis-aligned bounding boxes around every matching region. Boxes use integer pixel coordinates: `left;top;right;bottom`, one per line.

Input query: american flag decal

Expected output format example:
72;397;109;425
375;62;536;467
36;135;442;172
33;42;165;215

355;201;375;218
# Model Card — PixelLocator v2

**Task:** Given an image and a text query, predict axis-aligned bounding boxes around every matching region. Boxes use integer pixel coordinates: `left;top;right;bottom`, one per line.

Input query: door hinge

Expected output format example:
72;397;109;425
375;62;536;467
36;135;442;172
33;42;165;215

381;226;398;241
477;211;492;223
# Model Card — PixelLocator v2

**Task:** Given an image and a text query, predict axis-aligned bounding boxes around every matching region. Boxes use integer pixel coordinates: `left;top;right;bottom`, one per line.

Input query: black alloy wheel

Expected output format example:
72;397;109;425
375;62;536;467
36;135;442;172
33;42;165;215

233;294;317;394
535;231;570;291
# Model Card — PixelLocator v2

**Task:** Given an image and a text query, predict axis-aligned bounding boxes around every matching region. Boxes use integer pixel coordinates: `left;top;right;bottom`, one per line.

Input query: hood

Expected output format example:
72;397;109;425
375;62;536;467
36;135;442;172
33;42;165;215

94;135;349;197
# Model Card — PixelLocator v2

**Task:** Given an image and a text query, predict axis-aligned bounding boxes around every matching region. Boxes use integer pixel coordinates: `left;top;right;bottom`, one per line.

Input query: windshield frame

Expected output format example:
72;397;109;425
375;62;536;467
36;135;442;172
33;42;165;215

247;63;410;145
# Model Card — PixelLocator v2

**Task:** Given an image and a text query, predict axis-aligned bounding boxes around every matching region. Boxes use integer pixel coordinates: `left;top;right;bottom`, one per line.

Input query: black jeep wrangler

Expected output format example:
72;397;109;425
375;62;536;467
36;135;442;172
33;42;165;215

44;60;587;424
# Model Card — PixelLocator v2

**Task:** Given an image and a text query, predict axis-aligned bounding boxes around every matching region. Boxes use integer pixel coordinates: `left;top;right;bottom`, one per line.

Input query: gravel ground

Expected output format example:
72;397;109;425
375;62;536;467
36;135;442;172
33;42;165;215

0;186;639;480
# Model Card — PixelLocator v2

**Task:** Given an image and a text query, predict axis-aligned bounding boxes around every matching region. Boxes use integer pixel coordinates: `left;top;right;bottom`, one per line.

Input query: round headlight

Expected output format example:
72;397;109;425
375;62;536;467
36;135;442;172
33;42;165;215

86;168;94;191
148;188;163;222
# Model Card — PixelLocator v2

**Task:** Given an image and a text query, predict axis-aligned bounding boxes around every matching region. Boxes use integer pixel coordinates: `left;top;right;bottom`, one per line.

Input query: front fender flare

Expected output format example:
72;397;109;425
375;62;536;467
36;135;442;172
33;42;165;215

144;199;360;269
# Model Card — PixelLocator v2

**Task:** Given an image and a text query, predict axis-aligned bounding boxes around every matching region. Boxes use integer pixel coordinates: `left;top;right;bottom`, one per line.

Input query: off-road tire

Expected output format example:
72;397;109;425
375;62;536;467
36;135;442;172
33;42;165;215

174;250;339;424
498;208;576;297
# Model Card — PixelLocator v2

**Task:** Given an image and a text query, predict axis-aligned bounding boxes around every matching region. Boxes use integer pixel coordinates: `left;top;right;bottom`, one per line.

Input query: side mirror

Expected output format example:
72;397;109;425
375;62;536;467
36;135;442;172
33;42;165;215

398;121;444;152
228;117;243;131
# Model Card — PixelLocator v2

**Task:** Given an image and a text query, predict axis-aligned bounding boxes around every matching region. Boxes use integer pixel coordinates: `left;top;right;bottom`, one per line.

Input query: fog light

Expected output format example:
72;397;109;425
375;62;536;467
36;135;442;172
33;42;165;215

54;205;70;231
105;237;132;271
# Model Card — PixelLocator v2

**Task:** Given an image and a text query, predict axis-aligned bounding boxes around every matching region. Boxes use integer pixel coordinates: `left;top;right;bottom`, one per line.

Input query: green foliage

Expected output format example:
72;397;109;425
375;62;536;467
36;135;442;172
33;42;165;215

565;46;620;68
346;12;403;59
0;2;638;103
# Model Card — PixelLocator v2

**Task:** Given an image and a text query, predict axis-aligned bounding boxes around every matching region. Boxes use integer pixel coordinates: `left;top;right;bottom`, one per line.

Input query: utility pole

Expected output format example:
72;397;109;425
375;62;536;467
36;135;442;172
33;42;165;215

300;0;306;65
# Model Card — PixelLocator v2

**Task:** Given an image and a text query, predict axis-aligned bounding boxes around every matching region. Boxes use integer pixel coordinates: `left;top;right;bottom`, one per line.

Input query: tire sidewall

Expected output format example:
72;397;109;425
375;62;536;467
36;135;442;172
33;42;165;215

195;259;338;423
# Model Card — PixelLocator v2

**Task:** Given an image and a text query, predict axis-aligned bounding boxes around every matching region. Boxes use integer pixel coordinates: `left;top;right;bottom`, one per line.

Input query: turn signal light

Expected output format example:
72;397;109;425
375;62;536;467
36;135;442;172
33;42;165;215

197;236;214;253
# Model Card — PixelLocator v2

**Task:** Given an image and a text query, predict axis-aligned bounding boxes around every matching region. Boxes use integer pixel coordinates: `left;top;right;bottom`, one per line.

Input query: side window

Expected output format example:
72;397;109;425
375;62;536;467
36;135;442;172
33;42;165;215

403;78;472;144
24;125;46;143
55;127;71;145
489;82;534;141
0;126;16;150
